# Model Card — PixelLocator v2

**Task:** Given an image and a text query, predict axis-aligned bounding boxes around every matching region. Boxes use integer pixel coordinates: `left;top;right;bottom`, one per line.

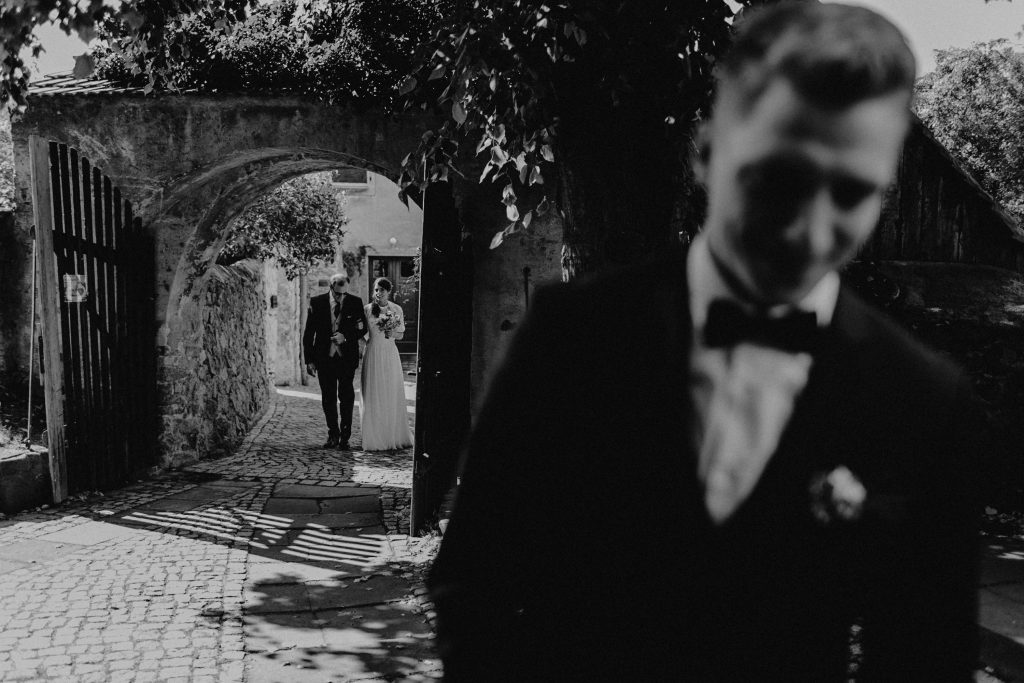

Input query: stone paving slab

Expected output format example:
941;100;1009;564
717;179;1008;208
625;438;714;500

982;589;1024;644
205;479;264;489
263;498;323;515
131;498;207;512
256;513;383;529
0;557;30;574
274;484;381;498
318;496;381;514
244;601;439;683
306;574;415;610
246;559;365;586
0;539;79;563
244;583;312;614
984;538;1024;587
161;486;246;501
244;612;328;652
318;601;439;676
36;520;141;546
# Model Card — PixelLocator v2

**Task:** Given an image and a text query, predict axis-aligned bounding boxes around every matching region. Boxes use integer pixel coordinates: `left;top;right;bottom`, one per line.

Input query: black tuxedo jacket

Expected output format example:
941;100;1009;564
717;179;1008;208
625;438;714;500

302;292;368;369
428;251;979;682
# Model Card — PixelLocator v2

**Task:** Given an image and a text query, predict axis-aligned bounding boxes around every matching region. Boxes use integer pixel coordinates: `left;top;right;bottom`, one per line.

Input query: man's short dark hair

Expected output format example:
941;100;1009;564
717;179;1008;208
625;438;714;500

719;1;916;111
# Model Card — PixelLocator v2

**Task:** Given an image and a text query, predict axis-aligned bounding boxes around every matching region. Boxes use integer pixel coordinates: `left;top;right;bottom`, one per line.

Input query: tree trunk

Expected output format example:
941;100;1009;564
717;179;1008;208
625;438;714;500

554;66;701;281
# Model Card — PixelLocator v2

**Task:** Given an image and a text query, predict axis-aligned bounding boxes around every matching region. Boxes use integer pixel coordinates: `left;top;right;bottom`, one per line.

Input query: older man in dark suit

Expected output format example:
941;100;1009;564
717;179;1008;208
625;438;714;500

303;273;368;449
428;3;980;681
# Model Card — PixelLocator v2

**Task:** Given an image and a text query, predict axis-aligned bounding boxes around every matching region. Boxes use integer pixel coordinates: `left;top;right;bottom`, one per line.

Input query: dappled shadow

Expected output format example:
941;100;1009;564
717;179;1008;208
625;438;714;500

240;562;440;682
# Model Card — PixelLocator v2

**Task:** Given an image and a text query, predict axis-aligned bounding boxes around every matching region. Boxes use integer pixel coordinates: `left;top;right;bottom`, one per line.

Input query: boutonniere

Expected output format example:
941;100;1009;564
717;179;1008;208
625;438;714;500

809;466;867;525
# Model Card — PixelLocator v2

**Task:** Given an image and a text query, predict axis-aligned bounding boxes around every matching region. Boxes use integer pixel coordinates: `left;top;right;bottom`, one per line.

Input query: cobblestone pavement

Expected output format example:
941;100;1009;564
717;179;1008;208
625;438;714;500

0;373;440;682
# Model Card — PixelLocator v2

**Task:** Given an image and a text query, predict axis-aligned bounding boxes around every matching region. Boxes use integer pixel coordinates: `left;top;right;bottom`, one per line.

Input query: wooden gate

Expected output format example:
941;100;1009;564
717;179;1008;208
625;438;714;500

410;183;472;533
29;136;158;502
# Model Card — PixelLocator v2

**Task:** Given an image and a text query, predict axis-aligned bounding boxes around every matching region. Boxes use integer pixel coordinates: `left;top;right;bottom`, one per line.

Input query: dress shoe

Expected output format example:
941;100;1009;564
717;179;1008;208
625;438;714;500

337;440;350;451
323;435;339;449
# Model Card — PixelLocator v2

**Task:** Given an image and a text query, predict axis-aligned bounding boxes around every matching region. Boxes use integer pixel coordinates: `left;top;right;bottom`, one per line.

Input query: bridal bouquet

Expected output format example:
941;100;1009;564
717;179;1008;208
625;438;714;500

376;307;399;333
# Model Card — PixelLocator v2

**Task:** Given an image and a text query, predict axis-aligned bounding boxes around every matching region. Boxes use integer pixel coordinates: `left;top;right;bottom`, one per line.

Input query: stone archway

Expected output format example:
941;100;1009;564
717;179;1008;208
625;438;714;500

9;84;471;501
152;148;422;466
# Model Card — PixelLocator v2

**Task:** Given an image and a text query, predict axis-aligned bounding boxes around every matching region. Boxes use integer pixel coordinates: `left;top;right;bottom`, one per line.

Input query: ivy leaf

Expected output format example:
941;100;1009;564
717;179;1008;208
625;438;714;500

399;77;417;96
506;204;520;221
452;101;467;124
522;211;533;229
540;144;555;162
490;229;505;249
429;63;446;81
479;162;495;183
529;166;544;185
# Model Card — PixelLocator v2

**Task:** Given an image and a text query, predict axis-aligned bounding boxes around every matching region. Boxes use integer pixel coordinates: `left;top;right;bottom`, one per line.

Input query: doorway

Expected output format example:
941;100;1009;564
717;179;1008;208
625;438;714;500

368;255;419;356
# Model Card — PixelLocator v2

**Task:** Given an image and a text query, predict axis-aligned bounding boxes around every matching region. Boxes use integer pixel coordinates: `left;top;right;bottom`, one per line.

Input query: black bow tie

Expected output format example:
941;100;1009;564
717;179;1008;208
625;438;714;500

703;299;821;353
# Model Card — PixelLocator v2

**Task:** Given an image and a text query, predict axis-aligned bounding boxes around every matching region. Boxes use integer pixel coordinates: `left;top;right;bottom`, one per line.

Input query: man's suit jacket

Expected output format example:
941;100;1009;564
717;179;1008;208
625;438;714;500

302;292;368;369
428;249;979;682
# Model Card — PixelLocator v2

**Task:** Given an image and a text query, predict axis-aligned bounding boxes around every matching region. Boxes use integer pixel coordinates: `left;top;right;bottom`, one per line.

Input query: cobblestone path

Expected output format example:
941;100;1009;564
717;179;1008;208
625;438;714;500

0;377;440;682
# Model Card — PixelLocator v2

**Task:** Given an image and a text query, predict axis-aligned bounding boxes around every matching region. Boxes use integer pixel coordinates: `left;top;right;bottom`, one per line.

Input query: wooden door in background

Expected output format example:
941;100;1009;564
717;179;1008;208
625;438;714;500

368;255;419;354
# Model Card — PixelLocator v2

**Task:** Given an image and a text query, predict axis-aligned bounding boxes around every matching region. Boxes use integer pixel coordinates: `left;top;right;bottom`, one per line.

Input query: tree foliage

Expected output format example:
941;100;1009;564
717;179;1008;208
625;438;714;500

396;0;767;268
218;174;348;280
1;0;252;107
92;0;446;105
915;40;1024;225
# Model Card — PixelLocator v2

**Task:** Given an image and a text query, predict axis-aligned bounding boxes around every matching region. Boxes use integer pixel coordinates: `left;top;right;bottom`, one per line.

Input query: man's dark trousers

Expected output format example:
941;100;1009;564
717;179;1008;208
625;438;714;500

317;353;356;442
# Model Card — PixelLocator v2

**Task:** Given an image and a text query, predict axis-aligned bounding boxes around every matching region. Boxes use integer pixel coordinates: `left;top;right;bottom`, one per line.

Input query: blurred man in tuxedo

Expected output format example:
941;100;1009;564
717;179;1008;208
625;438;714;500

428;2;979;681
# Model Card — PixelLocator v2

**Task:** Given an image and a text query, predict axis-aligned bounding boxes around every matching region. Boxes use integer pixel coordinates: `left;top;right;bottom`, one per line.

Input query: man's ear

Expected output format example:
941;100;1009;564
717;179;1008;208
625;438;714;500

691;123;711;185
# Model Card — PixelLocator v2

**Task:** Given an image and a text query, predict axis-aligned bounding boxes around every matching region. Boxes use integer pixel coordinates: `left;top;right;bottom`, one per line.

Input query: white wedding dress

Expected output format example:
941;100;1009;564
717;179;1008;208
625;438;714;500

360;301;414;451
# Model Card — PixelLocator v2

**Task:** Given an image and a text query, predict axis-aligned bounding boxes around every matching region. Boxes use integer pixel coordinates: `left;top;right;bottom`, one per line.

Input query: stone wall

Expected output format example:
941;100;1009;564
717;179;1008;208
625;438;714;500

159;260;270;467
469;213;563;408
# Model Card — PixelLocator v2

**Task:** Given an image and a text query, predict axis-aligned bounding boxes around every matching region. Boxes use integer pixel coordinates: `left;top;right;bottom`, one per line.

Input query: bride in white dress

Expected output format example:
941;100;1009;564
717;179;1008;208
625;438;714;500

360;277;414;451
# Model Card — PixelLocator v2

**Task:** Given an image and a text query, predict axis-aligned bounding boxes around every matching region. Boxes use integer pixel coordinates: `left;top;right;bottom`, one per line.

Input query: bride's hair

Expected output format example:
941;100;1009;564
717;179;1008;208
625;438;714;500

371;277;393;317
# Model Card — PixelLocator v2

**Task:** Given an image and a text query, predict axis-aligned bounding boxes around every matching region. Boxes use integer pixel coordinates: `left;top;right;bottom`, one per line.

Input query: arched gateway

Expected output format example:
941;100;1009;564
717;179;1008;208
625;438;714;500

9;76;479;530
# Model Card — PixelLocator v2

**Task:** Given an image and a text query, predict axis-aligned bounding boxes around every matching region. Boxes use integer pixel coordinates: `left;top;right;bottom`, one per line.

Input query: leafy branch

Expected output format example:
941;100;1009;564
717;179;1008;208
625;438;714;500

395;1;743;252
218;174;348;280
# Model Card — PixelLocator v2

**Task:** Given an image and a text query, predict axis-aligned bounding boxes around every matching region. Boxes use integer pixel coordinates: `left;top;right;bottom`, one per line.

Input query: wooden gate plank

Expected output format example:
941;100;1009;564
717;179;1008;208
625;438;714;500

93;170;120;480
29;135;68;503
81;158;113;487
67;147;98;490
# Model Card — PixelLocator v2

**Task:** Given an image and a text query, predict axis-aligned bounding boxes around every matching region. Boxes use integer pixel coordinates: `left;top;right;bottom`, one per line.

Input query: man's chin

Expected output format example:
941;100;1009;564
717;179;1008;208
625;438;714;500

752;274;816;306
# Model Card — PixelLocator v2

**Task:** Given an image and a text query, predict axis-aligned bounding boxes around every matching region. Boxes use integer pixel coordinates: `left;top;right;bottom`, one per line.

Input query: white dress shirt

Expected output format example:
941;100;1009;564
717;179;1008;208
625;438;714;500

687;234;839;524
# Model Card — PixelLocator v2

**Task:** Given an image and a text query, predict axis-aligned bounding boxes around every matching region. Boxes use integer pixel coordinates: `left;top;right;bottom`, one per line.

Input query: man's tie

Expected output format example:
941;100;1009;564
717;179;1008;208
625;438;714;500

703;298;820;353
329;297;342;357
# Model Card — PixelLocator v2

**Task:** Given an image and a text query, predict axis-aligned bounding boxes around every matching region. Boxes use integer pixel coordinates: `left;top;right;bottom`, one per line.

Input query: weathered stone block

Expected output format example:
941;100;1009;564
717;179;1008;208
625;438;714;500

0;449;52;513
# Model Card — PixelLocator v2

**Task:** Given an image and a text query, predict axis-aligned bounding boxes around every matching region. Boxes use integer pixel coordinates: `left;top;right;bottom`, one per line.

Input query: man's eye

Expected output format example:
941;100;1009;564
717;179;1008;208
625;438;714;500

831;179;876;210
